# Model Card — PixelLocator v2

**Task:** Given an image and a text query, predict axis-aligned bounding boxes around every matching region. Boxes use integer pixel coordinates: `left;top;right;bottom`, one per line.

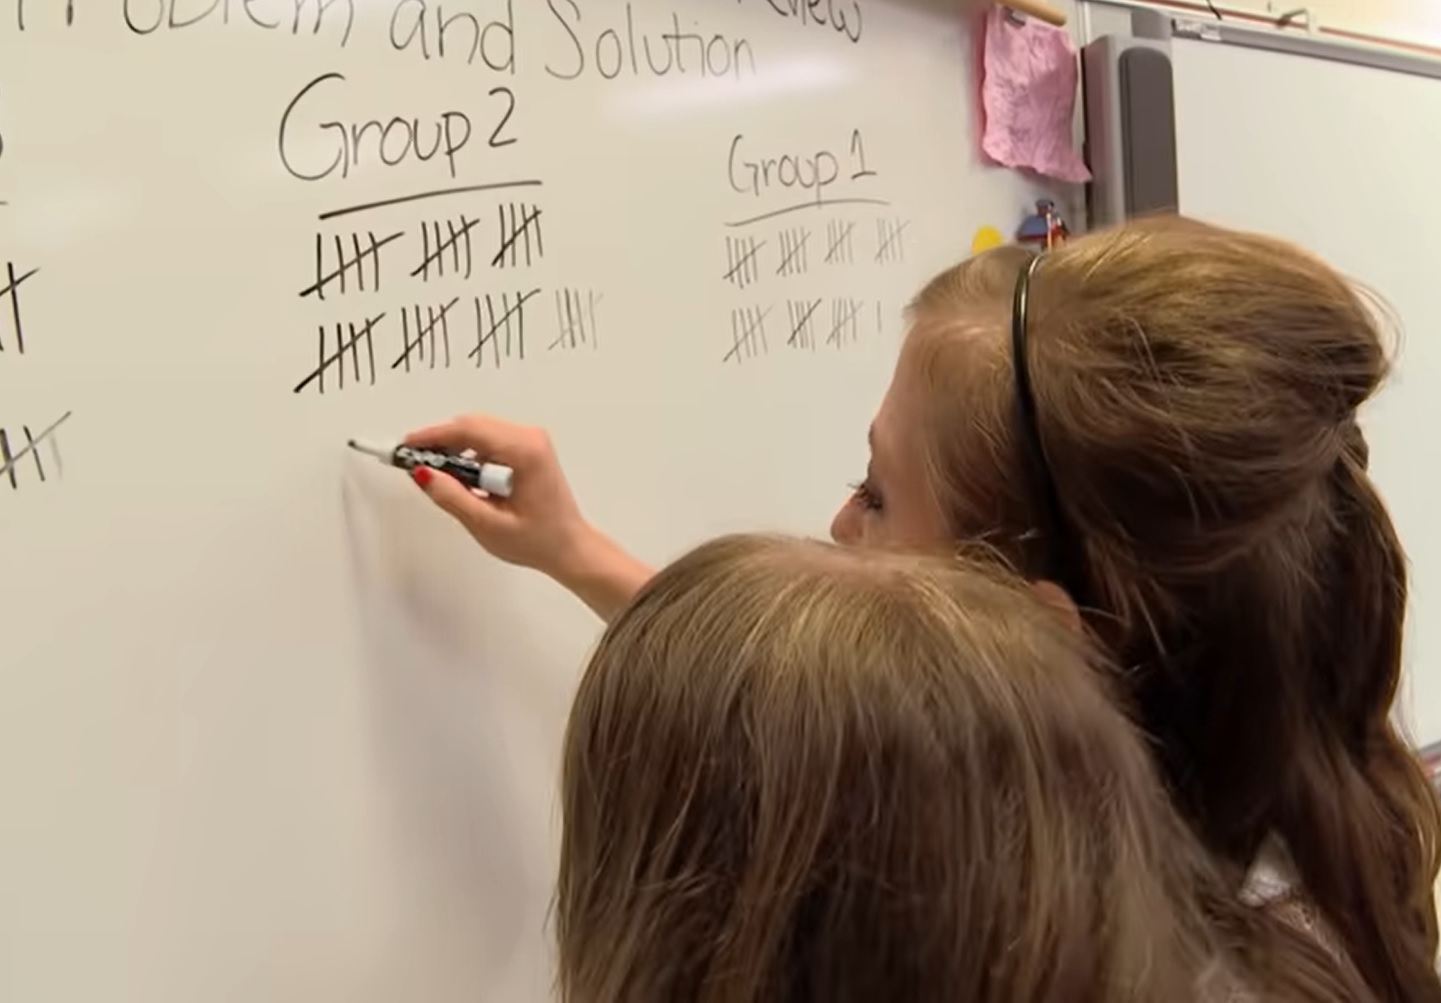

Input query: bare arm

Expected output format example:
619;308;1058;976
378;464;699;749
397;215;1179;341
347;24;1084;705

556;524;656;623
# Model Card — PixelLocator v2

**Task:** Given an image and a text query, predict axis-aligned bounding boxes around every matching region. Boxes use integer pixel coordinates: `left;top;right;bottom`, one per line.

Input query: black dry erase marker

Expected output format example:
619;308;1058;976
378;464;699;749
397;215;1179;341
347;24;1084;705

347;439;514;497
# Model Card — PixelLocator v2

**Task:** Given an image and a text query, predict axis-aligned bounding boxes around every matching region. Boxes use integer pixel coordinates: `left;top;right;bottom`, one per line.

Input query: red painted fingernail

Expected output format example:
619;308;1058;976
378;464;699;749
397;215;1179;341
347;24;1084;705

412;466;433;488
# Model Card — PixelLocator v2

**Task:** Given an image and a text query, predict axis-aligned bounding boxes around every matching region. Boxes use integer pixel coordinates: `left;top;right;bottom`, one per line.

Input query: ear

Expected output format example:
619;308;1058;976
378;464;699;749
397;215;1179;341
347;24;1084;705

1031;579;1083;633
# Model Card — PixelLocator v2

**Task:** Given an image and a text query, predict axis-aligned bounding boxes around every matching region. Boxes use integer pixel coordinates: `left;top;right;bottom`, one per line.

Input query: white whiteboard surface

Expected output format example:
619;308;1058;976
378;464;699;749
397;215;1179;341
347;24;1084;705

1173;38;1441;742
0;3;1051;999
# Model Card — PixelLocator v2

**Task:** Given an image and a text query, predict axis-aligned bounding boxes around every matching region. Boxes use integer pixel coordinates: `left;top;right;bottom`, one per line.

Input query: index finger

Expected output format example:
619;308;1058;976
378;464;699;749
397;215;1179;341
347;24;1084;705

404;413;525;459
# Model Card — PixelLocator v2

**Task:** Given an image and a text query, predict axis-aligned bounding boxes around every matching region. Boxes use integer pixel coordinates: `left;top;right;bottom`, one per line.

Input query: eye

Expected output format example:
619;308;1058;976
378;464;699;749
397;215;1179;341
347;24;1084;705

849;479;883;512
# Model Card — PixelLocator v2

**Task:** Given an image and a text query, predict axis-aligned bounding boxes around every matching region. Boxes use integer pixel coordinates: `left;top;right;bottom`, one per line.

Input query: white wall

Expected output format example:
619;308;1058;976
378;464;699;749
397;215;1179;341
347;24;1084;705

1294;0;1441;45
1073;1;1441;47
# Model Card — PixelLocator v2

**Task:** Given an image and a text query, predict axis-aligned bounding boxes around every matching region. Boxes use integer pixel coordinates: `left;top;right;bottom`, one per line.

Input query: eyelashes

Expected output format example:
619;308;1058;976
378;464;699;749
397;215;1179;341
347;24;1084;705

849;479;883;511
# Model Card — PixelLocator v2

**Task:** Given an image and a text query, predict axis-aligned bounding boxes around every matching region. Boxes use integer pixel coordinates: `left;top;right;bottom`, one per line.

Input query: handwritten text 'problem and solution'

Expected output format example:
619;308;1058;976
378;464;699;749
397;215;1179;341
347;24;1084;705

11;0;862;53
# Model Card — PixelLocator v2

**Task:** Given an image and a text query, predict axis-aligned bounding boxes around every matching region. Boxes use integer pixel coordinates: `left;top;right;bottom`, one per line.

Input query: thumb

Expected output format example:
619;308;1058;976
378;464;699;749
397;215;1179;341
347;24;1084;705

412;466;504;536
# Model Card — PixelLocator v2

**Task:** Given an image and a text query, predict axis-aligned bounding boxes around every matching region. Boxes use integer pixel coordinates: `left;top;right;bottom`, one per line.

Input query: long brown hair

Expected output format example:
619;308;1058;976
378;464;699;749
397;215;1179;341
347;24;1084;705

557;534;1367;1003
905;214;1441;1002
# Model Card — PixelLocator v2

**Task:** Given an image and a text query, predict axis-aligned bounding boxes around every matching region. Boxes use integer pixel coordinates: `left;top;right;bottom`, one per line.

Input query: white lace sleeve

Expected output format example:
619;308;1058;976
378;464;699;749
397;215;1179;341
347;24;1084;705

1241;836;1347;962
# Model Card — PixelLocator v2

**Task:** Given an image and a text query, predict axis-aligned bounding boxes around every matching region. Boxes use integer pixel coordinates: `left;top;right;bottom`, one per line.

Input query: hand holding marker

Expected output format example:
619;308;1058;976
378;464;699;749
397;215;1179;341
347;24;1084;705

348;439;514;497
387;413;654;618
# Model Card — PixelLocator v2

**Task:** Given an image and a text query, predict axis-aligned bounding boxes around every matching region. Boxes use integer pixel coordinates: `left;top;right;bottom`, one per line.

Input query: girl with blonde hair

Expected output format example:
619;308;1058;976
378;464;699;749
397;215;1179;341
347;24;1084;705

557;535;1365;1002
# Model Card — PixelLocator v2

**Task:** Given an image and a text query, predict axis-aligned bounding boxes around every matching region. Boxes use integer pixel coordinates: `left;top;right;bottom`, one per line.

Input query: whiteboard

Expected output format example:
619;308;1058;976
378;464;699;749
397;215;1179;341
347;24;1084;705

0;2;1054;999
1172;37;1441;742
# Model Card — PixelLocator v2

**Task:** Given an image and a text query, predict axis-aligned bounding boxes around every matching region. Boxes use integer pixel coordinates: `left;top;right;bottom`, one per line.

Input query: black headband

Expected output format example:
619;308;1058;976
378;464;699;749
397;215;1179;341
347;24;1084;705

1010;255;1085;597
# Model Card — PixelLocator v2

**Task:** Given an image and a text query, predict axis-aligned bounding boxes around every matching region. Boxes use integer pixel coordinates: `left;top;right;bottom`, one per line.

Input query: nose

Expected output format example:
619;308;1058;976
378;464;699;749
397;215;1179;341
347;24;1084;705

830;502;858;545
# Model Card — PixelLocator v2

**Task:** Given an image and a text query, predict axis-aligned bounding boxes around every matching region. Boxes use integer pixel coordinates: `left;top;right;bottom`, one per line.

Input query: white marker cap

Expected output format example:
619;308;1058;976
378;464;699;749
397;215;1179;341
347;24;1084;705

477;463;514;498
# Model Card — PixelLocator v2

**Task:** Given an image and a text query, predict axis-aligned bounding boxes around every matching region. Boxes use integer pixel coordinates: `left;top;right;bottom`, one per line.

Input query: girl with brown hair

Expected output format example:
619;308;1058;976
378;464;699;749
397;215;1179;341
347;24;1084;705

408;215;1441;1000
559;534;1364;1002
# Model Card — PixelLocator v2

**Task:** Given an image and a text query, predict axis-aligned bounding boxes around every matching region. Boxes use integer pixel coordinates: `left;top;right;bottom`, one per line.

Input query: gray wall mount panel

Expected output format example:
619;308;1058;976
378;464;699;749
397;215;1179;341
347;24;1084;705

1082;34;1180;227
